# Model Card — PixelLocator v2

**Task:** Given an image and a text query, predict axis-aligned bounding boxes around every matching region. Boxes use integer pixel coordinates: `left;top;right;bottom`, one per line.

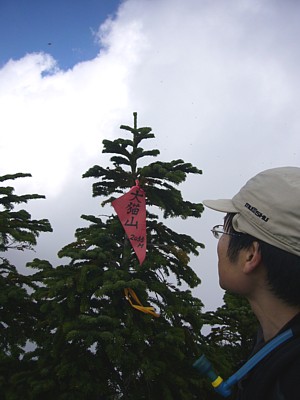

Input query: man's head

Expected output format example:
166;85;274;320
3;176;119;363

204;167;300;306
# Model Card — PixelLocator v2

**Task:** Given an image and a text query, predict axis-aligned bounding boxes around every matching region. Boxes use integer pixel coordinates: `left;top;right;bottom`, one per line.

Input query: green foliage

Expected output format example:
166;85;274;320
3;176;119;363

0;173;52;252
0;173;52;399
0;260;35;358
83;112;204;219
203;292;258;378
22;113;209;399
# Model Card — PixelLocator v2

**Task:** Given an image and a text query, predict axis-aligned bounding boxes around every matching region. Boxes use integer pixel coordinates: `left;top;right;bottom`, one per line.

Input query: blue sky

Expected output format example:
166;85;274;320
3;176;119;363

1;0;300;311
0;0;121;69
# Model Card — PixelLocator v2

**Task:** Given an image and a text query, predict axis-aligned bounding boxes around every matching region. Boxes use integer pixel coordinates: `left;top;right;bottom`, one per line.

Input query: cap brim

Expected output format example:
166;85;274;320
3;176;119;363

203;199;238;213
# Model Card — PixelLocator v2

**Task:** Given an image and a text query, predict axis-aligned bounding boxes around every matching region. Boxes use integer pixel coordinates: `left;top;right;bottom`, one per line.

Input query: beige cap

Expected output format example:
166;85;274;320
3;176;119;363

203;167;300;256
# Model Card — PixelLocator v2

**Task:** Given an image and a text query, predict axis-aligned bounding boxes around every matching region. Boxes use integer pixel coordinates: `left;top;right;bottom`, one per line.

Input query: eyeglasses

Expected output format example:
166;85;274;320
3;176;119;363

211;224;242;239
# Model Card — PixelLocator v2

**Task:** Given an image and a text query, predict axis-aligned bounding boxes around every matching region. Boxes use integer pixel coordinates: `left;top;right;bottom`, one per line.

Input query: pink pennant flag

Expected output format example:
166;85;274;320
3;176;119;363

112;181;146;265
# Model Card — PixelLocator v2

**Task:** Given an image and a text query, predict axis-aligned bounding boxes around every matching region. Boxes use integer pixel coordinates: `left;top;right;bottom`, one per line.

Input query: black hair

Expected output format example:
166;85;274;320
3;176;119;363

224;213;300;307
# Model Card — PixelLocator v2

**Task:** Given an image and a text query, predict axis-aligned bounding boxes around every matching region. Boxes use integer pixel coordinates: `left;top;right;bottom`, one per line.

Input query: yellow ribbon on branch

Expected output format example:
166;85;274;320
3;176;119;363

124;288;160;318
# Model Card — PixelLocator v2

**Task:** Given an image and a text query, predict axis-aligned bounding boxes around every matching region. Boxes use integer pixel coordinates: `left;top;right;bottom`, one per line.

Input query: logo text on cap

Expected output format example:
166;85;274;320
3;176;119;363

244;203;269;222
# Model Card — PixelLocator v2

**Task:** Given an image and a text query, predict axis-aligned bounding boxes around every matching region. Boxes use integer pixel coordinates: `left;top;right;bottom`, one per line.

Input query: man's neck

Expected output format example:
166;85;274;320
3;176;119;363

248;294;300;341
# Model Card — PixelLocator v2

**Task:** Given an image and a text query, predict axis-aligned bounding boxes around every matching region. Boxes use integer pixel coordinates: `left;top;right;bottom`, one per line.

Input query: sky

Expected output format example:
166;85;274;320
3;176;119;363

1;0;300;311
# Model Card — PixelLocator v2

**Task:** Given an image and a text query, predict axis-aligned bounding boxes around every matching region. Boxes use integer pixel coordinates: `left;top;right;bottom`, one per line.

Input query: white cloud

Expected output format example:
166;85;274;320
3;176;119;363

2;0;300;309
0;16;146;196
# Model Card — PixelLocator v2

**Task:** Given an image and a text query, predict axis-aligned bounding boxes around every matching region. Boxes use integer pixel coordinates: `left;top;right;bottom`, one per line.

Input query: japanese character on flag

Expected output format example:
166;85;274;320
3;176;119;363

112;181;146;265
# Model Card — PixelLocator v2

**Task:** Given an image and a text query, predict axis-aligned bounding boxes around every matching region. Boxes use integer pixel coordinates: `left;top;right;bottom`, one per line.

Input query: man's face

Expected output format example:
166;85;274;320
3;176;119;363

217;234;251;295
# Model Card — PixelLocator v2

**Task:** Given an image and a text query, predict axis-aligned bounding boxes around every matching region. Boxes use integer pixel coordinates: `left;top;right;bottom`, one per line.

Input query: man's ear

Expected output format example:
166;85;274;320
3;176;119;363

243;241;262;274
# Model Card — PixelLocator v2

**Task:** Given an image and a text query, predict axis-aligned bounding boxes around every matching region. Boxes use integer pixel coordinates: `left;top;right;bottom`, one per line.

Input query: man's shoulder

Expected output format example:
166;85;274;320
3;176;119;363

238;331;300;400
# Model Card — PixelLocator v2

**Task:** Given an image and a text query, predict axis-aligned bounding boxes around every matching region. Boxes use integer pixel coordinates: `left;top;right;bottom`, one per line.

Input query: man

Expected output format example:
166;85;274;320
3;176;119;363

203;166;300;399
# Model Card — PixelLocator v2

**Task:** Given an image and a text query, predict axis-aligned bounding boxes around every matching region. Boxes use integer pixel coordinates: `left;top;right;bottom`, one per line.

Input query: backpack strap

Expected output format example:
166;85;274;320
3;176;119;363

226;329;293;388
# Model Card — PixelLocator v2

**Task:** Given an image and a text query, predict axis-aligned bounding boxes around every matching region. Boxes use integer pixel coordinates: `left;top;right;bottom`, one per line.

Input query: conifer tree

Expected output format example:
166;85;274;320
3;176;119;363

203;292;258;378
28;113;210;399
0;173;52;397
